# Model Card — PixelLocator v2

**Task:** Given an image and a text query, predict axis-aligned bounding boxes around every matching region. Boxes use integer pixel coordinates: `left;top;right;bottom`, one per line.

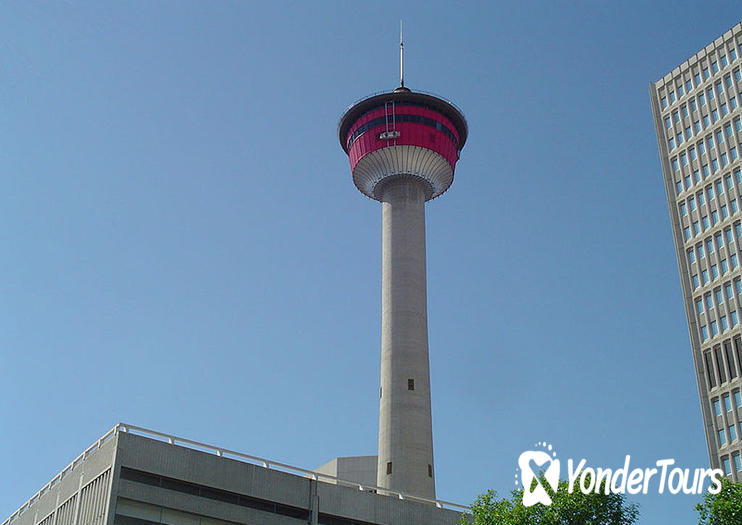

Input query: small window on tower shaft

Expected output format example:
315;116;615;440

408;379;415;390
428;464;433;477
387;462;392;475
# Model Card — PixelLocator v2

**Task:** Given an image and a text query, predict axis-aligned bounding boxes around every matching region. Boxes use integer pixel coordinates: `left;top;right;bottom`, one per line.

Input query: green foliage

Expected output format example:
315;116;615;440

695;478;742;525
461;478;639;525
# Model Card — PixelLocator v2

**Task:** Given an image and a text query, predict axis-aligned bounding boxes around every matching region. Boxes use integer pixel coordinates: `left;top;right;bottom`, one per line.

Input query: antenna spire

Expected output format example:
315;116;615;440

399;20;404;88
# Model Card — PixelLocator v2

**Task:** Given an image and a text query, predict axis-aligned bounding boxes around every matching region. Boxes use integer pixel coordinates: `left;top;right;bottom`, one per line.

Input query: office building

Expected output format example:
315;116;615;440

651;21;742;479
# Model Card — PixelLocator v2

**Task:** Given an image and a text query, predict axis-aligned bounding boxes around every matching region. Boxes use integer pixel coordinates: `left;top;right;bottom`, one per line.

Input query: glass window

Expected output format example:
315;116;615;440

708;186;716;199
717;289;724;305
723;456;731;474
726;228;734;244
736;170;742;185
695;121;702;133
712;210;719;224
709;87;716;100
685;226;692;240
702;325;709;339
682;105;689;117
687;79;694;92
716;232;724;247
731;96;739;110
736;118;742;132
694;274;700;288
703;114;711;128
708;239;715;254
712;109;720;122
696;298;704;313
699;192;706;205
691;98;698;111
718;130;725;145
662;96;668;108
673;110;680;123
689;249;697;263
677;180;684;194
682;153;689;166
703;67;710;80
722;152;729;167
714;399;722;415
722;315;729;331
726;75;733;89
670;137;676;150
699;245;706;259
706;293;714;309
703;269;710;284
726;284;733;298
732;254;738;268
717;181;724;195
731;425;738;443
690;146;697;160
681;202;688;215
720;428;728;446
737;69;742;82
694;221;701;235
723;205;729;219
722;55;729;68
717;80;725;93
732;200;739;214
726;124;734;137
735;391;742;407
703;216;710;230
709;135;716;149
713;61;720;74
732;147;739;161
712;265;719;279
685;175;692;188
736;454;742;473
690;196;697;210
712;319;719;334
679;85;686;97
736;223;742;237
725;395;732;412
737;278;742;294
678;133;685;145
695;73;702;85
712;158;719;172
722;259;729;274
732;311;739;326
722;103;729;116
700;92;707;105
670;91;677;103
731;48;738;61
686;126;692;139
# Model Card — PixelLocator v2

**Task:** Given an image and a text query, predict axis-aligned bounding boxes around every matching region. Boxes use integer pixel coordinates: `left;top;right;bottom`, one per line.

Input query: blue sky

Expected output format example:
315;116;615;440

2;2;741;523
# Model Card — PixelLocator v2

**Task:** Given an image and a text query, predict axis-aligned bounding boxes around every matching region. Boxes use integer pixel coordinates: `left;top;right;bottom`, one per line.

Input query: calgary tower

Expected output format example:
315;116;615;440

337;28;468;499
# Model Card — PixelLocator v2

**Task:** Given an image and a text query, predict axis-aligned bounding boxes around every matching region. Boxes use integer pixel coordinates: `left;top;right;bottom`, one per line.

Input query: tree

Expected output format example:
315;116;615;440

696;478;742;525
461;478;639;525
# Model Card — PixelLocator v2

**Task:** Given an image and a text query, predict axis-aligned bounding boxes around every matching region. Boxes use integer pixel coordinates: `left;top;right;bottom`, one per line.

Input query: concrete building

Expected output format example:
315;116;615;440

2;424;466;525
651;21;742;479
337;57;467;497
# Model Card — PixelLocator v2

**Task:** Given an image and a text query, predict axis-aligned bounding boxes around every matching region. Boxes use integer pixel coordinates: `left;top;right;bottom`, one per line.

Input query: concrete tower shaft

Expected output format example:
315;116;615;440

379;177;434;498
339;87;466;499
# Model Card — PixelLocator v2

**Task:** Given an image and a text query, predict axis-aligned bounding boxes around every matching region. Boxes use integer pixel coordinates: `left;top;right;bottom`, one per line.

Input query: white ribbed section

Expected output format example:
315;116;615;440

352;145;453;201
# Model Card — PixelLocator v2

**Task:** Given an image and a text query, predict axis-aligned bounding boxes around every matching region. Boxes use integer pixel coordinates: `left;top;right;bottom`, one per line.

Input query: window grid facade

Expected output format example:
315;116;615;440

651;22;742;480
